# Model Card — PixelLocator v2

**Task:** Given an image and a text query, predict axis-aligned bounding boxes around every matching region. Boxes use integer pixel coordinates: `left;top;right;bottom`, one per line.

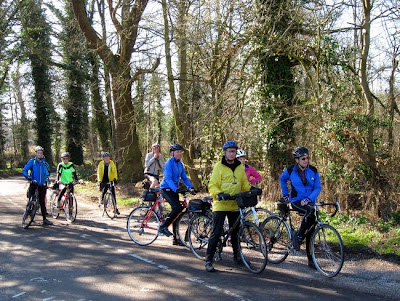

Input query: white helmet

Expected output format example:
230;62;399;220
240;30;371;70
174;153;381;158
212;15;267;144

236;149;246;158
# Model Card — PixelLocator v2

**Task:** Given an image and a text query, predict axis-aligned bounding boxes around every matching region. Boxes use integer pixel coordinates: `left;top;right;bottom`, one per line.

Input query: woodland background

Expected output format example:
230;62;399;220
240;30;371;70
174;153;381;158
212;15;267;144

0;0;399;220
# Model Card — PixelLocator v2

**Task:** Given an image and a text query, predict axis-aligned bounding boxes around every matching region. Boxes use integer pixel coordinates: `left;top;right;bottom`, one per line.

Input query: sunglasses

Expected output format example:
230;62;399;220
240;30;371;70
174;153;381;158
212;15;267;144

300;157;309;161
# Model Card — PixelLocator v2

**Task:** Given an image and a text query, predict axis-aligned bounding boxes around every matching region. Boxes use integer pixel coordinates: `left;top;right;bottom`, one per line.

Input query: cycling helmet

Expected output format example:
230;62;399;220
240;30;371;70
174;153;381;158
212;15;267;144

236;149;247;158
170;143;184;152
61;152;70;158
292;146;309;158
222;141;238;151
102;152;111;157
35;146;44;152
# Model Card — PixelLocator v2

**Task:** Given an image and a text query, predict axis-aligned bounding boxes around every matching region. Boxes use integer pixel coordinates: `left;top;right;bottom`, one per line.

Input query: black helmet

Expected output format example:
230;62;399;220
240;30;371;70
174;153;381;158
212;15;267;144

222;141;238;151
170;143;184;152
292;146;309;158
61;152;70;158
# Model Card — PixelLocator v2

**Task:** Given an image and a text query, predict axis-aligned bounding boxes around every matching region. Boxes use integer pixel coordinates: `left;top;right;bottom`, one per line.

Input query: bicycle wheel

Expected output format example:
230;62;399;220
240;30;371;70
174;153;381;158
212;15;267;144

64;194;77;222
188;213;213;260
104;193;116;219
22;198;37;229
127;207;160;246
244;208;272;227
262;215;291;264
49;191;60;219
238;221;268;274
176;211;191;248
311;224;344;277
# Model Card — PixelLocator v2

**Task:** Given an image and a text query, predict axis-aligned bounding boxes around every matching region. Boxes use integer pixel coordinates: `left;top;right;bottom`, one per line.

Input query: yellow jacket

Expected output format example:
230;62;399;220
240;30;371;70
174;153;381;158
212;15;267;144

97;160;118;182
208;158;251;211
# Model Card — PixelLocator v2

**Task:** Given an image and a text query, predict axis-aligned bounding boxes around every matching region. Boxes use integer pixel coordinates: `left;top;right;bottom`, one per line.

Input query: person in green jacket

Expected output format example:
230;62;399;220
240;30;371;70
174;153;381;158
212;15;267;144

205;140;251;272
55;152;80;207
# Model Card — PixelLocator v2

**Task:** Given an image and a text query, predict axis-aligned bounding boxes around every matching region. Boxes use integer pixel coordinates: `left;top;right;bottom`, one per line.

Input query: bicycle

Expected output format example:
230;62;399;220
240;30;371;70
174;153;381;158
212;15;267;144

22;182;45;229
127;188;199;246
262;199;344;277
189;188;268;274
98;181;118;219
49;182;78;222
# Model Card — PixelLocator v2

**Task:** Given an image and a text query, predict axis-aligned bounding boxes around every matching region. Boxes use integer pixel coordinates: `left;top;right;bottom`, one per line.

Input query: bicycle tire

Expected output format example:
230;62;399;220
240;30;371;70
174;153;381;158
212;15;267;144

127;207;160;246
22;198;37;229
311;223;344;277
238;221;268;274
49;191;60;219
244;208;272;227
262;215;291;264
176;211;191;248
104;192;116;219
188;213;213;260
65;194;77;222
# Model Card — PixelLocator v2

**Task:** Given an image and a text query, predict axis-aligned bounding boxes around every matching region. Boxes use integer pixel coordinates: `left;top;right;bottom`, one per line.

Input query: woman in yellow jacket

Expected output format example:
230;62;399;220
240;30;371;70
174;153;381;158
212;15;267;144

97;152;119;214
205;141;251;272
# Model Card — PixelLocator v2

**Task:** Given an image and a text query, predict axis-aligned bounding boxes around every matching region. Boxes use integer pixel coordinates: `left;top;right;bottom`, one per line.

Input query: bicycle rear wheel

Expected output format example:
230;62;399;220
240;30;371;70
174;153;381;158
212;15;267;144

104;193;116;219
238;221;268;274
188;213;213;260
262;215;291;264
64;194;77;222
311;224;344;277
22;198;37;229
127;207;160;246
176;211;191;248
49;191;60;219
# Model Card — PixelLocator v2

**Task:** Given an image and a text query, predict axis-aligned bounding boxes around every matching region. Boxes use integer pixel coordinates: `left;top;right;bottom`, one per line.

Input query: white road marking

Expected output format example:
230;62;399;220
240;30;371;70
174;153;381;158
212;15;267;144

43;297;56;301
12;292;26;298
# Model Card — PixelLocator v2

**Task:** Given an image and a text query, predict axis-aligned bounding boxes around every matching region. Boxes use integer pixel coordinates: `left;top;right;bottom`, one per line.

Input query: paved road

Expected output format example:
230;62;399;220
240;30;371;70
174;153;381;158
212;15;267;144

0;177;395;300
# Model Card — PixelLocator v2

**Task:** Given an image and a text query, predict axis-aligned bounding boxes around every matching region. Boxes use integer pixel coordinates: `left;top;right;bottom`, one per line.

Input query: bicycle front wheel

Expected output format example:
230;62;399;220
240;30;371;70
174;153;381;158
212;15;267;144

127;207;160;246
49;191;60;219
64;194;77;222
188;213;213;260
104;193;116;219
238;221;268;274
262;215;291;264
311;224;344;278
176;211;191;248
22;198;37;229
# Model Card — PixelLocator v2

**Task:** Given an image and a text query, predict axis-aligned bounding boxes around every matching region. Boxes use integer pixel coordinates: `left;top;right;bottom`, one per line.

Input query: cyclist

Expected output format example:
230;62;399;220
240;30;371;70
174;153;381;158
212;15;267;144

55;152;81;208
159;143;195;245
236;149;262;185
97;152;119;215
144;143;165;188
205;141;251;272
22;146;53;226
280;146;321;269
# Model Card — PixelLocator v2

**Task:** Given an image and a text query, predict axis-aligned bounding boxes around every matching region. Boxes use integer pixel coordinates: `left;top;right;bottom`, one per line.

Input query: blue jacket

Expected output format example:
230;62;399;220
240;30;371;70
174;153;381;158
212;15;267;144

22;157;50;185
280;164;321;203
160;157;193;192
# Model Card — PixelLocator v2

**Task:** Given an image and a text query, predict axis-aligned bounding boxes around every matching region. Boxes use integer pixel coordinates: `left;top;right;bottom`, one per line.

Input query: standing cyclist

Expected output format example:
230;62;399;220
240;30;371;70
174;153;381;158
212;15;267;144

280;146;321;269
144;143;165;188
205;141;251;272
22;146;53;226
236;149;262;185
159;143;195;245
97;152;119;215
55;152;81;208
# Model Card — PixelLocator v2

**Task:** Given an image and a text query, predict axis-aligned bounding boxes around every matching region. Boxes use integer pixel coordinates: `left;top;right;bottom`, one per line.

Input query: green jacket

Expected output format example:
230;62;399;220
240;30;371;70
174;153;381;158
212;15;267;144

57;162;78;184
208;157;251;211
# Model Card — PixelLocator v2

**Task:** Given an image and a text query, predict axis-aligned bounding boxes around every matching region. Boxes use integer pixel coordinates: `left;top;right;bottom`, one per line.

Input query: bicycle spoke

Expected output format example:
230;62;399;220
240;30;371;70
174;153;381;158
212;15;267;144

189;214;212;260
262;215;290;264
176;212;191;248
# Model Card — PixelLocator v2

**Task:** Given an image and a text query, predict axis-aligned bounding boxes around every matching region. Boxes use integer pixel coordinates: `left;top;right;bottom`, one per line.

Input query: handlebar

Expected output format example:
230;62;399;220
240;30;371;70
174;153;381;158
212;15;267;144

218;187;262;201
176;188;197;195
314;201;341;218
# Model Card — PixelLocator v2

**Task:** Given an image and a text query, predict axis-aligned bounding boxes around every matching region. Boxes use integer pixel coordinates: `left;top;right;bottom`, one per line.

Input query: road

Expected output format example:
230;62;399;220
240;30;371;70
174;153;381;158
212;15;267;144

0;177;397;301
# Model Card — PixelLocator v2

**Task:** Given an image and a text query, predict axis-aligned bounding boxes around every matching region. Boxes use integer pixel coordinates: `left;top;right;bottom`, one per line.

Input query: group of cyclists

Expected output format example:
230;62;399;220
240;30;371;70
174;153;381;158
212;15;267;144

22;141;321;273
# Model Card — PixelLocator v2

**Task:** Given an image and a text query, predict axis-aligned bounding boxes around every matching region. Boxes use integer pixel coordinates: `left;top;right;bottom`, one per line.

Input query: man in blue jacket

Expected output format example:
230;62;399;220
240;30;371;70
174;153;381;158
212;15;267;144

22;146;53;225
159;143;195;245
280;146;321;268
